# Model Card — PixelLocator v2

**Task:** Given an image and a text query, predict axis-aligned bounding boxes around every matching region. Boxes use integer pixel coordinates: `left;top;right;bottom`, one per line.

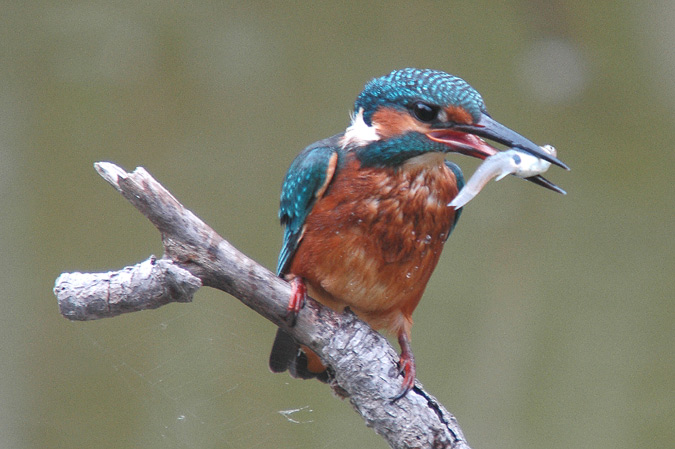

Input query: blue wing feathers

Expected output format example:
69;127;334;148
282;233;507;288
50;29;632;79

277;137;341;276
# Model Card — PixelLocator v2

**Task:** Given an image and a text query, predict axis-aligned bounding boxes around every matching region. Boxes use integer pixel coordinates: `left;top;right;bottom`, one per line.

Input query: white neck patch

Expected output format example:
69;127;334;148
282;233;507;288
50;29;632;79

341;108;380;148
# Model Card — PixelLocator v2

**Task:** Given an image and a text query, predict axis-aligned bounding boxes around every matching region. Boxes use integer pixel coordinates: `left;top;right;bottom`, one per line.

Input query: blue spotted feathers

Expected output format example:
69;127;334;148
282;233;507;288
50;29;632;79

354;68;487;125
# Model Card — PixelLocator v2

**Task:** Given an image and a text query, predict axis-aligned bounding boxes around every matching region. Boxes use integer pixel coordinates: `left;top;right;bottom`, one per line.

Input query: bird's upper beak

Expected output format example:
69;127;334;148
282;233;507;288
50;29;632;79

426;112;569;193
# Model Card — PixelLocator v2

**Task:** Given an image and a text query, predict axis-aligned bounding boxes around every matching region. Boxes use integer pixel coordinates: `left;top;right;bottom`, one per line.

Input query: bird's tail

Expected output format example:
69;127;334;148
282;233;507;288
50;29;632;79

268;328;329;383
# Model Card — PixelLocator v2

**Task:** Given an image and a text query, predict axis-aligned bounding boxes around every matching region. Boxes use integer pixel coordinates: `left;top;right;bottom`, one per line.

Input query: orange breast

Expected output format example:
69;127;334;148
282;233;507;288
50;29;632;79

288;152;459;336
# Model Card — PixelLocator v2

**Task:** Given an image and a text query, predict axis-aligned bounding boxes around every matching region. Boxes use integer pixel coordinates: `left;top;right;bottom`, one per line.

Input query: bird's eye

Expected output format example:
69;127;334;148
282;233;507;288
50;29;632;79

411;102;439;123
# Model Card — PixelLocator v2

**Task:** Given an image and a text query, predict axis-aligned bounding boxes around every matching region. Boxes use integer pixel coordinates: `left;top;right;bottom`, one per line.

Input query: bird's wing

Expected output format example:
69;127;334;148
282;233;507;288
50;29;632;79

444;160;465;238
277;138;340;276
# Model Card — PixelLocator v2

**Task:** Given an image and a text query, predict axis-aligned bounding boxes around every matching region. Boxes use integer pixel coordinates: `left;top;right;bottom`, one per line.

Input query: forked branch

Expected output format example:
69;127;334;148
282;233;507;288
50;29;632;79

53;162;472;449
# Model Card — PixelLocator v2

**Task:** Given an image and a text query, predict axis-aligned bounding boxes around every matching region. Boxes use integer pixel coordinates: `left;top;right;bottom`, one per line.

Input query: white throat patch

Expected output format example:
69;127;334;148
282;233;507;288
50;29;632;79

341;108;380;148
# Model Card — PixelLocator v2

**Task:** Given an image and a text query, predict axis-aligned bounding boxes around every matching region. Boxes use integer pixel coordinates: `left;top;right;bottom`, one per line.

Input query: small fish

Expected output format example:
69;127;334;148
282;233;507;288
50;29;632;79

449;145;557;209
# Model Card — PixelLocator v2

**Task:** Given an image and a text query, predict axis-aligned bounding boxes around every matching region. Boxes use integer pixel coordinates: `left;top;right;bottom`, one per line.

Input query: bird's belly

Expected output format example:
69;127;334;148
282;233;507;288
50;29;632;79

306;228;444;332
289;158;459;334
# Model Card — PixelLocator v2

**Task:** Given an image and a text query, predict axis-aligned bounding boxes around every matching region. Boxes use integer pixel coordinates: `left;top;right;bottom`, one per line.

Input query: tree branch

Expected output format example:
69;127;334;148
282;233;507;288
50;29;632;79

53;162;473;449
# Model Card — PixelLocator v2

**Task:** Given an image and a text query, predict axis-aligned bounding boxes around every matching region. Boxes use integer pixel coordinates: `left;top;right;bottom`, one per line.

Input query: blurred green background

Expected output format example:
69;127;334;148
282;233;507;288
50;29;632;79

2;1;672;448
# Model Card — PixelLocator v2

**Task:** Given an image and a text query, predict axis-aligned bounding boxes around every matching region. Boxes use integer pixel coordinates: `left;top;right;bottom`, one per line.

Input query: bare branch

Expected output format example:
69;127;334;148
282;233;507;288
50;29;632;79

53;162;473;449
55;257;201;320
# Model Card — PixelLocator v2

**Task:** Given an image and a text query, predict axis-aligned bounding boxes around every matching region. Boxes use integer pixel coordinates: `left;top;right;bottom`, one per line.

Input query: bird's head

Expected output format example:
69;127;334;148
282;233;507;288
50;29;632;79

342;68;568;192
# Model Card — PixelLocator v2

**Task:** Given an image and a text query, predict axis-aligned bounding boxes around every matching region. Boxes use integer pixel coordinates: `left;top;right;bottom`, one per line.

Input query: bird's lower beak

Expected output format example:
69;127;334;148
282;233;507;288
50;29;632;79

426;112;568;194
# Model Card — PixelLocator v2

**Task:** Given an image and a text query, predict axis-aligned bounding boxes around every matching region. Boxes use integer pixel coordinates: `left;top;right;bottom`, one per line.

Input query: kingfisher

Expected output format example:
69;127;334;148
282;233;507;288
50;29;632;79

268;68;567;399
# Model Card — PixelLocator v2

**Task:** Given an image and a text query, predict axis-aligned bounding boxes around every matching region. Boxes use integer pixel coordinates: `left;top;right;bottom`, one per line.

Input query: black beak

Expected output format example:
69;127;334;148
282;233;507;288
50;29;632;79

452;113;570;170
526;174;567;195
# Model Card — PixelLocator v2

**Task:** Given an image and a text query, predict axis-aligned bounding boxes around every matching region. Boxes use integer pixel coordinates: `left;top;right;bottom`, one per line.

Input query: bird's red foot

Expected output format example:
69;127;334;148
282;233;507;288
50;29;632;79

285;277;307;326
391;332;416;402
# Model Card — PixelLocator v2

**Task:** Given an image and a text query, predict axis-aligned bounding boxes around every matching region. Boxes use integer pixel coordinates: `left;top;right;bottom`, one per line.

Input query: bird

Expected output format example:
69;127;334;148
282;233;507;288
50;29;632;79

268;68;567;399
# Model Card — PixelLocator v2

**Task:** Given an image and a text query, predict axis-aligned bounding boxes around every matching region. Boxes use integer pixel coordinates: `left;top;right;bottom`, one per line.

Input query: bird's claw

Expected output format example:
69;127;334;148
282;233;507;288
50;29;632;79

391;350;416;402
285;277;307;327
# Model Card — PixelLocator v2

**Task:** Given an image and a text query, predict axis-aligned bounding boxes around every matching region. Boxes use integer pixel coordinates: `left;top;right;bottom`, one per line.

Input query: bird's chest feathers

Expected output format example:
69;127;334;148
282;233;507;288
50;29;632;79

293;153;459;319
308;153;458;261
347;153;457;263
